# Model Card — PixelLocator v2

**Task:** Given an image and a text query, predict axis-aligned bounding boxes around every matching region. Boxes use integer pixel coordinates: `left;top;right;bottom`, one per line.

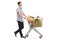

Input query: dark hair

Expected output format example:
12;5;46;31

17;1;21;5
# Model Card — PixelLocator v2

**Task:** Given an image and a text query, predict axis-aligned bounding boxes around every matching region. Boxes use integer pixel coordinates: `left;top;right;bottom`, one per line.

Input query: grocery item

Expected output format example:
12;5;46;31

27;16;42;27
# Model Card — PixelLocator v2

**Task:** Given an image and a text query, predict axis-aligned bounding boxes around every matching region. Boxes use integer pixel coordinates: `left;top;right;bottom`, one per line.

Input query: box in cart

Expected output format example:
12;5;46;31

27;16;42;27
32;19;42;27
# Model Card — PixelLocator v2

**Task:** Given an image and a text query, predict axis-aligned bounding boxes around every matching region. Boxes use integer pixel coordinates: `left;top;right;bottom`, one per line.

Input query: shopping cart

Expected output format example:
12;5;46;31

25;16;43;39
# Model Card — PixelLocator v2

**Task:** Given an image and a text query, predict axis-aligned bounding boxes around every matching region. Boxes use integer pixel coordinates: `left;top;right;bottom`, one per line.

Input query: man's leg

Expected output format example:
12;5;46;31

18;21;25;38
19;29;23;37
18;21;23;37
14;21;20;37
14;29;19;37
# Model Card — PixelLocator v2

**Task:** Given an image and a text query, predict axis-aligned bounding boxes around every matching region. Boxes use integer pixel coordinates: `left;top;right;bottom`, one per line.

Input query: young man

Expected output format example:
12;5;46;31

14;1;26;38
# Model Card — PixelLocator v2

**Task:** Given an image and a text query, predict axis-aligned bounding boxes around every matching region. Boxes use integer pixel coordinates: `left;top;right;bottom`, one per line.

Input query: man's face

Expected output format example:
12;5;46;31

19;3;22;7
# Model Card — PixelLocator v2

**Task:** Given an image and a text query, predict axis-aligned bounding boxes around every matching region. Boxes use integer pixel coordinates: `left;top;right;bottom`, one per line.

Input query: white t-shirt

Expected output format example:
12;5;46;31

16;7;23;22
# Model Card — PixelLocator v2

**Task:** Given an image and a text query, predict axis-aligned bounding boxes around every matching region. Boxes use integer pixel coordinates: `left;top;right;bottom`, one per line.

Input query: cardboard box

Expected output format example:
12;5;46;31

27;16;42;27
32;19;42;27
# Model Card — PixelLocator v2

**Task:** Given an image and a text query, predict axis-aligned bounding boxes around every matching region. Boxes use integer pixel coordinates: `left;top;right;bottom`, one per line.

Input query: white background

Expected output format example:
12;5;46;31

0;0;60;40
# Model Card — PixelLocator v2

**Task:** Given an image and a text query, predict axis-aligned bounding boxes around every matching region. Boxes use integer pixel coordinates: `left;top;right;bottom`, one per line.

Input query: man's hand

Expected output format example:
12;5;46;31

23;16;27;19
22;13;27;19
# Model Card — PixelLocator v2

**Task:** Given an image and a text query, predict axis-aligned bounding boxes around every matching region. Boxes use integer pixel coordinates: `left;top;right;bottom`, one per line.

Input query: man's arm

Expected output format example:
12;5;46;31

17;12;24;18
22;12;27;18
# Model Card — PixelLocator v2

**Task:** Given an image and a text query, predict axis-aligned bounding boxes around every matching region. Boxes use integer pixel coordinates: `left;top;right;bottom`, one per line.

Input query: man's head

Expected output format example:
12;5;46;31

17;1;22;7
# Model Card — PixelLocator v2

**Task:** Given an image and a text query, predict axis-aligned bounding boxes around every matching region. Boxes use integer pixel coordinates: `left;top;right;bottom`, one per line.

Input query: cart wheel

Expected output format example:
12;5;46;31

25;34;29;37
26;35;29;37
39;35;42;39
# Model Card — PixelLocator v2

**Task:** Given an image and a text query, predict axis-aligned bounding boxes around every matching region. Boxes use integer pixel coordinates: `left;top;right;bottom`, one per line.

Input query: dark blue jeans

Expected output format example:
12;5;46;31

15;21;24;37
